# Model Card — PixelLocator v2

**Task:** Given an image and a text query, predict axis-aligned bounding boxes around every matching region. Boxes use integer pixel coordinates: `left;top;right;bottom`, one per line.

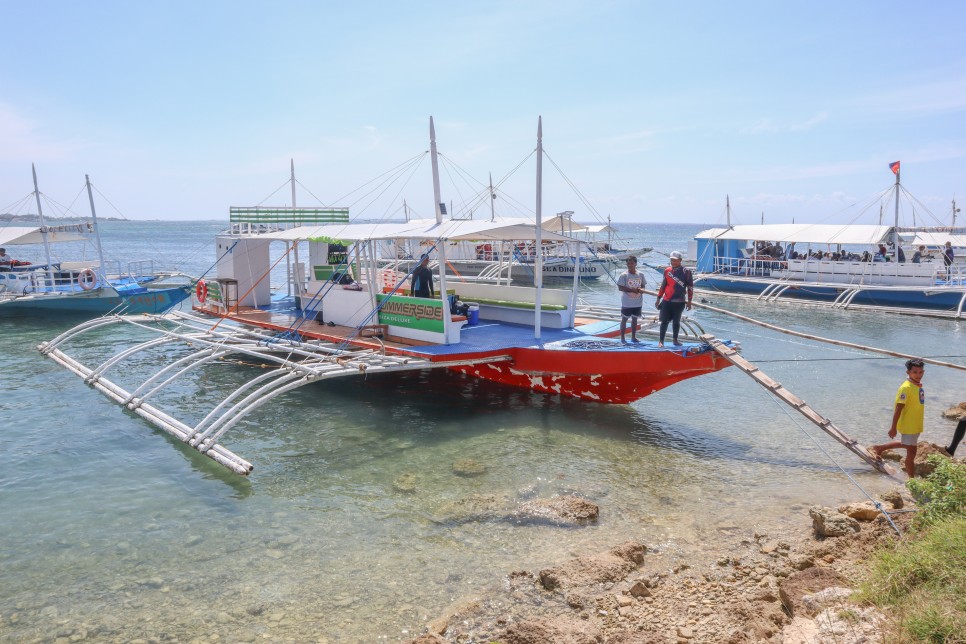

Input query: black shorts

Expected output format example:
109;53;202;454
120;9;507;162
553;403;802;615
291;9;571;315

621;306;642;318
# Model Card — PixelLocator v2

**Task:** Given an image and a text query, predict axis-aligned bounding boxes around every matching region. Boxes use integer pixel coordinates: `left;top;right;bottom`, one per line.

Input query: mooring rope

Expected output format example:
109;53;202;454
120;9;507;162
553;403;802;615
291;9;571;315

754;385;905;537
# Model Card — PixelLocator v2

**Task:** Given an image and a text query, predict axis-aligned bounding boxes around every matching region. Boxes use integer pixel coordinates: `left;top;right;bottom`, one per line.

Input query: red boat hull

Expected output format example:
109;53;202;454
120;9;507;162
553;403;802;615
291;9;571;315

449;345;730;404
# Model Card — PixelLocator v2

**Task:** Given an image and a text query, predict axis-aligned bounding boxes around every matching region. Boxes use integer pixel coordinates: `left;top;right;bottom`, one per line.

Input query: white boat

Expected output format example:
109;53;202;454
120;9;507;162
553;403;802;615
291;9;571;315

692;167;966;316
0;167;192;316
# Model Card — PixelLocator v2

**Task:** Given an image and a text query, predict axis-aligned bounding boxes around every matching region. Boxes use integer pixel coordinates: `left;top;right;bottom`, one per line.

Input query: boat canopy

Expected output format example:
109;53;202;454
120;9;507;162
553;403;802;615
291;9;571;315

902;231;966;248
695;224;894;246
583;224;618;235
0;225;89;246
541;216;589;233
252;217;578;243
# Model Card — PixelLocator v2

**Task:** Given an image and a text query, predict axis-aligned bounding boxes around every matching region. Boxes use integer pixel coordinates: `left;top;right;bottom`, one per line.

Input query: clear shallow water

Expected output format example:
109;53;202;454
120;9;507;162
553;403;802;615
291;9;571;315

2;221;965;642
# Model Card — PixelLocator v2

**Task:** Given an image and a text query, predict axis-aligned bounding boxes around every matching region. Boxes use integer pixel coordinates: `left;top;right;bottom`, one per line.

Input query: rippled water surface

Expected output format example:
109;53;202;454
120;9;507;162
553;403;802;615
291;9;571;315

2;221;964;641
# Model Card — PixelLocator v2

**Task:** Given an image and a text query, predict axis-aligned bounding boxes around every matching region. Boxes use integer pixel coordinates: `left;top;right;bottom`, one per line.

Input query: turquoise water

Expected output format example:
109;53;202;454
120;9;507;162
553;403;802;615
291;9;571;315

2;221;964;642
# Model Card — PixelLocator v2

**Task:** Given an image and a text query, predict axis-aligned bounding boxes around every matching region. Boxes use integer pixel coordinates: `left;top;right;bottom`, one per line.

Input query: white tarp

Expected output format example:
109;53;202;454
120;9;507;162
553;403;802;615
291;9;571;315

903;231;966;249
253;218;578;243
695;224;894;246
0;225;89;246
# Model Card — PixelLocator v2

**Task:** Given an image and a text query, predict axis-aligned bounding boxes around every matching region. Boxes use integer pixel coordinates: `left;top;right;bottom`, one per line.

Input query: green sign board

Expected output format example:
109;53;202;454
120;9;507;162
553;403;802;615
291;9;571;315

376;294;444;332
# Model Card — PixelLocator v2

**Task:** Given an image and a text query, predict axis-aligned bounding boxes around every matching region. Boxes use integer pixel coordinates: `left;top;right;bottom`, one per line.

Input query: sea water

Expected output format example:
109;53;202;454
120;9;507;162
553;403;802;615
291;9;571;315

1;221;964;642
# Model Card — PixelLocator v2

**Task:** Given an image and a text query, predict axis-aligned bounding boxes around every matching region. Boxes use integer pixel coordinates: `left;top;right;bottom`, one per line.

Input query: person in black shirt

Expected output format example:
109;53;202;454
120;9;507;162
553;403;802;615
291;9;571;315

411;255;435;298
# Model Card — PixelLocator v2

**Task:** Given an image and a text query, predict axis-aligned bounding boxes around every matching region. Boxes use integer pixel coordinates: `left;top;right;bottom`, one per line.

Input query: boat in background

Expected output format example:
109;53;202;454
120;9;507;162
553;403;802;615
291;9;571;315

691;166;966;316
0;166;193;316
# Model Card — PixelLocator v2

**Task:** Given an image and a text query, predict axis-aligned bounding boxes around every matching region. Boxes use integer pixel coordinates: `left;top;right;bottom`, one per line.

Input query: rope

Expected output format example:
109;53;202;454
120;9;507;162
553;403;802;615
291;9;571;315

752;379;904;537
686;296;966;372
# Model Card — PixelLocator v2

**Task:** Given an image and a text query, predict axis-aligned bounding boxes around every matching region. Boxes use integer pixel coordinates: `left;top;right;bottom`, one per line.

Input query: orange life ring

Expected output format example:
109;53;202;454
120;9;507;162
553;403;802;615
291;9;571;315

195;279;208;303
78;268;97;291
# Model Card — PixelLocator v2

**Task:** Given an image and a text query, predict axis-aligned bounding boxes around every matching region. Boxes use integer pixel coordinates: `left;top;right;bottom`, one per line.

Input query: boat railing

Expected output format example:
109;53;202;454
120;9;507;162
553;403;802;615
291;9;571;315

124;260;156;280
714;256;785;277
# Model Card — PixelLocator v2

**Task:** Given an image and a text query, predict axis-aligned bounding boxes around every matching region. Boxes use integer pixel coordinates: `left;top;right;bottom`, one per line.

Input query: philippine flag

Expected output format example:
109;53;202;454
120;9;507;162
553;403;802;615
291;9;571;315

889;161;900;175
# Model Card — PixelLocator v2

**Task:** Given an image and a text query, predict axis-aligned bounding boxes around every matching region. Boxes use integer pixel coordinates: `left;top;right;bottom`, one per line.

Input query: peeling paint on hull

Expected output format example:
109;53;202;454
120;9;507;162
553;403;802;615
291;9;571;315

449;346;729;404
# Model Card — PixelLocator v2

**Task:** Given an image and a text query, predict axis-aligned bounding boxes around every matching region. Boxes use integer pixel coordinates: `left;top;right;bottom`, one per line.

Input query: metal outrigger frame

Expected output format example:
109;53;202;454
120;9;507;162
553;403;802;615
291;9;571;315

38;311;509;475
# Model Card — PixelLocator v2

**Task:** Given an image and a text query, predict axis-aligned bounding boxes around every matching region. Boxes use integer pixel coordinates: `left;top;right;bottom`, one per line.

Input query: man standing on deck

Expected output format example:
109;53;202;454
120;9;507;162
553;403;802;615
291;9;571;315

655;251;693;348
411;254;435;299
616;256;644;344
872;358;926;478
944;241;955;277
0;248;12;270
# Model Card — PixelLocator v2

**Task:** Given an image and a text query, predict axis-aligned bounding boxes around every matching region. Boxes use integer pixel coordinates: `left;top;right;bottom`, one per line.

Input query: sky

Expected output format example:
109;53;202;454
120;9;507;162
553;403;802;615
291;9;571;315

1;0;965;227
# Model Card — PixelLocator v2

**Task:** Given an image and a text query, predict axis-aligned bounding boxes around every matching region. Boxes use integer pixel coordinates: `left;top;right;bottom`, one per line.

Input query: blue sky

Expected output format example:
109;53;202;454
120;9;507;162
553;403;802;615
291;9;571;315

1;1;964;226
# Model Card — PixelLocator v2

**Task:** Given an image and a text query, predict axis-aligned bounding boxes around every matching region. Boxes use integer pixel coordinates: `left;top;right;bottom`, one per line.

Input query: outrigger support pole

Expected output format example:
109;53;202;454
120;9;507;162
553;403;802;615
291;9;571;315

701;334;898;477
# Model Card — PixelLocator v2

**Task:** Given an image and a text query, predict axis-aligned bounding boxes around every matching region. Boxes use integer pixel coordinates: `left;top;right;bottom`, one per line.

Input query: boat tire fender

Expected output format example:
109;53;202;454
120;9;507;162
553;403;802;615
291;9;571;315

196;279;208;303
79;268;97;291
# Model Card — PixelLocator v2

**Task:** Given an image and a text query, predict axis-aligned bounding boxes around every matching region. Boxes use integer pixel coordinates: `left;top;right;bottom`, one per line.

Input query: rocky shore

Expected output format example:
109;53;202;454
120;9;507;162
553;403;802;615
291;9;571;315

404;443;960;644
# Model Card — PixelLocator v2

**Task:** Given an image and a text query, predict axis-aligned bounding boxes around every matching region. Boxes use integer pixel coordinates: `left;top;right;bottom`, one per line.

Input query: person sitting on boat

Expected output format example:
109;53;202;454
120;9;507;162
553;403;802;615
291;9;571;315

616;255;644;344
411;254;435;299
655;251;693;348
0;248;12;271
874;245;890;262
912;245;925;264
944;241;954;276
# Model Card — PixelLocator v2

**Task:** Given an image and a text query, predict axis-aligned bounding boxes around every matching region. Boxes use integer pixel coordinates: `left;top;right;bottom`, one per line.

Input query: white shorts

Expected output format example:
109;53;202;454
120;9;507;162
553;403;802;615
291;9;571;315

900;432;920;446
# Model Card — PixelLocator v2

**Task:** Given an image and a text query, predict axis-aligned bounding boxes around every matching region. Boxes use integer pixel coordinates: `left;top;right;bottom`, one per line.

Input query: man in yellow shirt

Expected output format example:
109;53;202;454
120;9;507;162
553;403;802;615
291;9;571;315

872;358;925;477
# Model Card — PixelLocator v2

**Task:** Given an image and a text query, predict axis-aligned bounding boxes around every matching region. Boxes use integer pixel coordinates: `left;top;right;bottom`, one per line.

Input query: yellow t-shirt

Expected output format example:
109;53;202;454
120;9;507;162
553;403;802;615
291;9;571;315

895;379;924;435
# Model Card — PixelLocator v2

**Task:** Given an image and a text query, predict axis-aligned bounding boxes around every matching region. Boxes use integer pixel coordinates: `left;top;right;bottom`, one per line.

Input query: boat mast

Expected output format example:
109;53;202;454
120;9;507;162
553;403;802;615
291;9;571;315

534;117;543;341
289;159;298;297
31;164;55;277
726;195;731;228
429;117;450;342
953;198;960;229
84;175;108;280
488;173;496;222
893;164;900;265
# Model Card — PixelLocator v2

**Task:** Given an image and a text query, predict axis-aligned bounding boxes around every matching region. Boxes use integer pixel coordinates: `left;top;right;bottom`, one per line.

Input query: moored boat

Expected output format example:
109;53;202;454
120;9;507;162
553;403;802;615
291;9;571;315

38;118;739;474
0;167;192;316
692;165;966;316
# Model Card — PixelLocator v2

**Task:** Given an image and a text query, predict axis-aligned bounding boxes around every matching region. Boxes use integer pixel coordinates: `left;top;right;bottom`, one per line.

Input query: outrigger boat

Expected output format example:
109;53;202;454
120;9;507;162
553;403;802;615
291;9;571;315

0;166;192;316
38;118;737;475
692;166;966;317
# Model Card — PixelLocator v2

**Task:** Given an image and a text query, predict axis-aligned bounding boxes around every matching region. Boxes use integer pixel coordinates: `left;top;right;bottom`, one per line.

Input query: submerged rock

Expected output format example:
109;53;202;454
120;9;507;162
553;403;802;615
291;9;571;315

452;459;487;477
512;496;599;527
392;472;419;493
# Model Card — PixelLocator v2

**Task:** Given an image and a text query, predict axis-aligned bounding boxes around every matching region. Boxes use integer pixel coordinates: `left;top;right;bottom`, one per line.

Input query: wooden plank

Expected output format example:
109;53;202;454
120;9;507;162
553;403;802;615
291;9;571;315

701;334;897;477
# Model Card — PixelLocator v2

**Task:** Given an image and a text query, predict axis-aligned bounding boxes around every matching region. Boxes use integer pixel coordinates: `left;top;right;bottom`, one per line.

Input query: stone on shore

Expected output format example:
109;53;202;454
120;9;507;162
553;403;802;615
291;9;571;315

837;502;881;521
538;541;646;591
513;496;599;526
941;402;966;420
499;616;602;644
779;567;848;617
914;442;951;477
808;506;860;537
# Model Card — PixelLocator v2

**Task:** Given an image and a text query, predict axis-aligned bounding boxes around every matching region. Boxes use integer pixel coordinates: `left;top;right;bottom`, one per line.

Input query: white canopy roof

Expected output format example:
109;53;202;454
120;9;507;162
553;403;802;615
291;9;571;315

695;224;894;246
0;225;89;246
255;218;578;243
541;215;588;233
581;224;618;235
902;231;966;248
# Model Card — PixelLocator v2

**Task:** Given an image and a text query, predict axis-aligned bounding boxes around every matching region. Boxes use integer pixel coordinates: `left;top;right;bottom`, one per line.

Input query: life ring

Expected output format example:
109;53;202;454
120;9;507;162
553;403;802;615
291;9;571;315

78;268;97;291
195;279;208;303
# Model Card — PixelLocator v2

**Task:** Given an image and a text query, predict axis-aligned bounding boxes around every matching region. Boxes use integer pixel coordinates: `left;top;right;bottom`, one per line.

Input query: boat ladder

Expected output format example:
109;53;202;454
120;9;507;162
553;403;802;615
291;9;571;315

38;311;510;475
701;334;897;477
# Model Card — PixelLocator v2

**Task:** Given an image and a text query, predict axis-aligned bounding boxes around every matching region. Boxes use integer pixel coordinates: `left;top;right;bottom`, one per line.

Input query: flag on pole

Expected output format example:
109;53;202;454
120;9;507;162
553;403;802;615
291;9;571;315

889;161;900;175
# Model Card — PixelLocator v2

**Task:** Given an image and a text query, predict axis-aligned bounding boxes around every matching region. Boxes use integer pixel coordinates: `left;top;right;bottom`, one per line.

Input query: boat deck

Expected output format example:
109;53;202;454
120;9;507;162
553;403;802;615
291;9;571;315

193;297;690;360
